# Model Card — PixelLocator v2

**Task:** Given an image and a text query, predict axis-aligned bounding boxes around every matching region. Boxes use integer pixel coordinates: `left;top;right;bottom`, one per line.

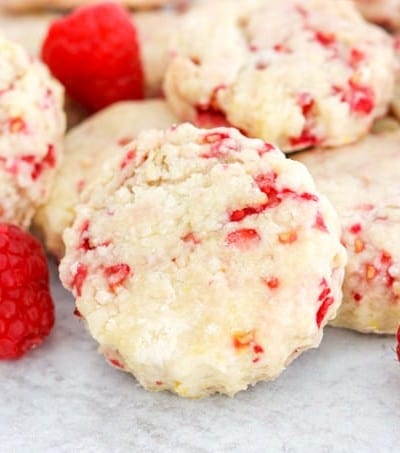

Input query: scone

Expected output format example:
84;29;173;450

295;132;400;334
0;36;65;228
164;0;395;151
354;0;400;30
59;123;346;398
33;100;177;258
0;0;177;11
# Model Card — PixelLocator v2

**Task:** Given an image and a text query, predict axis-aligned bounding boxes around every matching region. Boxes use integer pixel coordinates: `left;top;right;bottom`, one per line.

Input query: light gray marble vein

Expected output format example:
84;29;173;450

0;260;399;453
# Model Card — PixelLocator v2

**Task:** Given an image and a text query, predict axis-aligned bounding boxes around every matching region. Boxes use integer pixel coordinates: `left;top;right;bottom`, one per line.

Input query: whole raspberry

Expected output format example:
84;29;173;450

41;2;144;112
0;224;54;359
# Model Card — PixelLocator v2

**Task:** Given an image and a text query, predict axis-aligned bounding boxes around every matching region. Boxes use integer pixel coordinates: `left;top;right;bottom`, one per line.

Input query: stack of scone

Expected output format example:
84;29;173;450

0;0;399;397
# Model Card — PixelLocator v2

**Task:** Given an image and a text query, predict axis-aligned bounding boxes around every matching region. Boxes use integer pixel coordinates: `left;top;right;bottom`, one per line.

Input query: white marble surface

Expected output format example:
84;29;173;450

0;260;399;453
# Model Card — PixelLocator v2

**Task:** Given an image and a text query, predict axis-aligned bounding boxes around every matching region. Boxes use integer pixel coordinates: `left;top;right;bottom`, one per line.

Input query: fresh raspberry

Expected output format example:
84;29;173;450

0;224;54;359
41;2;144;112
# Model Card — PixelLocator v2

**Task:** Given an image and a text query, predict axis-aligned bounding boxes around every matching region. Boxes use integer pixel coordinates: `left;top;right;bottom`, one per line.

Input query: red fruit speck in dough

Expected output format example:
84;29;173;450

316;279;334;327
181;232;201;245
78;219;92;251
202;131;230;144
349;223;362;234
313;212;328;233
0;224;54;359
41;2;144;112
314;30;336;47
349;48;365;68
109;358;125;369
297;92;314;116
72;263;88;297
73;307;83;319
226;228;261;249
104;263;131;291
120;149;136;170
257;142;275;156
289;127;320;149
380;252;395;288
333;81;375;115
262;276;280;290
195;108;231;129
273;43;292;54
230;173;318;223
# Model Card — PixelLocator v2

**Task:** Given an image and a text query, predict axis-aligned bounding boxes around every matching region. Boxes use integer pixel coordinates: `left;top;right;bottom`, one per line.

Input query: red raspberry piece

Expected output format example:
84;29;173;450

313;211;328;232
104;263;131;292
262;276;280;289
349;223;362;234
297;92;314;116
333;81;375;115
289;127;320;149
195;108;231;129
316;279;334;327
226;228;261;249
273;43;292;54
0;224;54;359
41;2;144;112
314;30;336;47
71;263;88;297
349;48;365;69
120;149;136;170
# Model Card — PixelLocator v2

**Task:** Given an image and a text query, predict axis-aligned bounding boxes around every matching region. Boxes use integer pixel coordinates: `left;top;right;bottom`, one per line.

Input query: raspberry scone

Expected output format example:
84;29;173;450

0;0;177;12
164;0;395;152
0;36;65;228
296;132;400;334
354;0;400;30
59;123;346;398
34;100;177;258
